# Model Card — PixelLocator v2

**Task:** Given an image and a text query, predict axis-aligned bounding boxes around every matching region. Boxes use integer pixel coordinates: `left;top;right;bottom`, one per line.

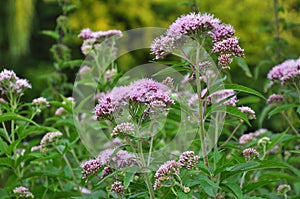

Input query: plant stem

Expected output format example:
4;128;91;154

280;111;300;137
273;0;281;62
138;139;155;199
194;44;209;168
220;121;242;148
240;171;247;188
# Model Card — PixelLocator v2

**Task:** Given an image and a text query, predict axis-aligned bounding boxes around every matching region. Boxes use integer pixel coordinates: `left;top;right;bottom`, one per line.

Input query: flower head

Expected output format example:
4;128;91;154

32;97;50;107
178;151;200;170
207;89;238;106
81;159;101;180
39;132;63;152
154;160;180;190
112;122;135;137
242;148;259;161
111;181;125;195
0;69;31;95
277;184;291;195
267;94;285;105
267;58;300;85
238;106;256;120
13;186;34;198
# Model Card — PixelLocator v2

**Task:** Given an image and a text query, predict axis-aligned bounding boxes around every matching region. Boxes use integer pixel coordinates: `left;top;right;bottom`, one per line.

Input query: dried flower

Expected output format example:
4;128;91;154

112;122;135;137
242;148;259;161
13;186;34;198
178;151;200;170
32;97;50;107
154;160;180;190
81;159;101;180
238;106;256;120
267;94;285;105
277;184;291;195
111;181;125;195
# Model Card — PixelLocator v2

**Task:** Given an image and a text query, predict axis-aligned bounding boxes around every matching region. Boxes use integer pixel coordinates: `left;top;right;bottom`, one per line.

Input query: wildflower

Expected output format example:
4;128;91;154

111;181;125;195
81;159;101;180
30;145;42;152
212;37;245;57
277;184;291;195
151;35;176;59
100;166;113;179
239;133;255;144
105;68;117;82
78;28;93;39
218;54;233;69
162;76;174;88
267;58;300;85
78;187;92;194
211;24;235;42
0;69;31;95
238;106;256;120
13;186;34;198
95;78;174;119
97;148;137;169
242;148;259;161
40;132;63;152
267;94;285;105
208;89;238;106
79;65;91;76
154;160;180;190
112;122;135;137
178;151;200;170
55;107;67;116
32;97;50;107
183;186;191;193
253;128;267;137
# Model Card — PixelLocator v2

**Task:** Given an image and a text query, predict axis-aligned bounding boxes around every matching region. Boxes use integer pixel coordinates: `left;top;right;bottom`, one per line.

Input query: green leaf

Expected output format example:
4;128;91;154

40;30;59;40
177;192;192;199
234;57;252;78
188;174;219;197
0;137;8;155
221;183;243;199
0;113;39;126
206;106;251;126
124;170;135;189
290;150;300;154
266;129;288;151
0;157;14;168
243;180;276;193
268;104;298;118
297;105;300;115
224;84;266;100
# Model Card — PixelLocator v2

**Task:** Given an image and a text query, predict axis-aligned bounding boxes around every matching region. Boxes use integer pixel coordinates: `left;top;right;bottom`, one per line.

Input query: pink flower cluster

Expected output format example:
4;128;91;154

111;181;125;195
238;106;256;120
0;69;31;95
267;57;300;85
13;186;34;198
154;150;201;190
151;12;244;68
112;122;135;137
31;132;63;152
32;97;50;107
154;160;180;190
239;128;267;144
178;151;200;170
267;94;285;105
81;148;137;180
95;78;174;119
242;148;259;160
207;89;238;106
78;28;122;55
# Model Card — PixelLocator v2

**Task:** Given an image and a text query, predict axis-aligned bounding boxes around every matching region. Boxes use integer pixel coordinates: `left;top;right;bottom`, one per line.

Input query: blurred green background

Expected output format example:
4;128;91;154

0;0;299;131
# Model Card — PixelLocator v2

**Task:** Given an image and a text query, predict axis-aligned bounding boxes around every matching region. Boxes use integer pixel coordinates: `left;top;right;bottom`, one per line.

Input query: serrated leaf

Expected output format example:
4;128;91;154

268;104;298;118
224;84;266;100
234;57;252;78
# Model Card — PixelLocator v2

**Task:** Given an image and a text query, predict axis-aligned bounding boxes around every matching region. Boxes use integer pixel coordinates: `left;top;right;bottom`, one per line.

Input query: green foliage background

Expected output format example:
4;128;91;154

0;0;299;131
